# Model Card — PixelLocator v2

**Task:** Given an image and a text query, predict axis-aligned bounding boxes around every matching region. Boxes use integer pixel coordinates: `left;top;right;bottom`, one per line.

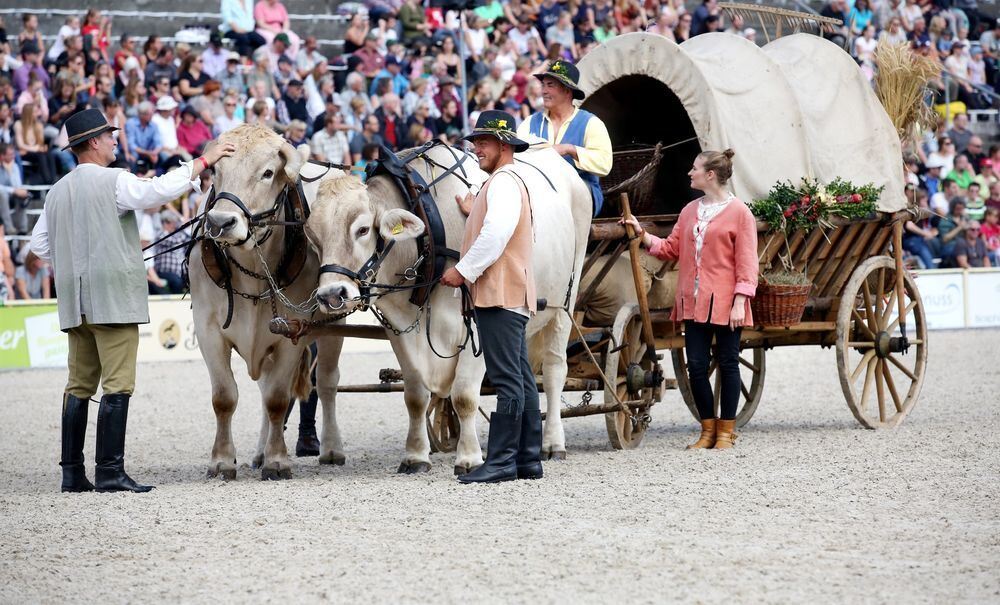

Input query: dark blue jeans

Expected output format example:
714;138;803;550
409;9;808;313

684;320;742;420
475;307;538;416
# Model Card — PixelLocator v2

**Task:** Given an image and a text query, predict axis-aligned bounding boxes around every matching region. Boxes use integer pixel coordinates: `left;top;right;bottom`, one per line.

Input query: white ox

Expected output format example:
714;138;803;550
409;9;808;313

189;124;345;480
306;144;591;473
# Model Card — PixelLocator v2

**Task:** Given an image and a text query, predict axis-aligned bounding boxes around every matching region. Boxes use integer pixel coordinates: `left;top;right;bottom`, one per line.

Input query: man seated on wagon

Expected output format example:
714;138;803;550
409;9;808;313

517;59;613;216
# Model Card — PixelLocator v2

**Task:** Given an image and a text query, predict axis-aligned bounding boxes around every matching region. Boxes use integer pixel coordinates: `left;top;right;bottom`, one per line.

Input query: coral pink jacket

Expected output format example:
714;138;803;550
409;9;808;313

647;198;759;327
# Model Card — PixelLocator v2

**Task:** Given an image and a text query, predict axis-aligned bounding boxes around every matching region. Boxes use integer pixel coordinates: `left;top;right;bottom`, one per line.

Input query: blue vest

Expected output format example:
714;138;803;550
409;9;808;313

529;109;604;216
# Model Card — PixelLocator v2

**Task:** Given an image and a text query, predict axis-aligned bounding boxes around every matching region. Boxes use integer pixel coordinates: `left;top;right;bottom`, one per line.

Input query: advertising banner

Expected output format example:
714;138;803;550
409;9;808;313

912;271;966;330
966;270;1000;328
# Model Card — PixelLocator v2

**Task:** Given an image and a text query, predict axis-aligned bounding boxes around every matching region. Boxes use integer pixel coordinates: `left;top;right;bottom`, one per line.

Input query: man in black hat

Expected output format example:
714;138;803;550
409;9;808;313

517;59;612;216
29;108;235;493
441;110;544;484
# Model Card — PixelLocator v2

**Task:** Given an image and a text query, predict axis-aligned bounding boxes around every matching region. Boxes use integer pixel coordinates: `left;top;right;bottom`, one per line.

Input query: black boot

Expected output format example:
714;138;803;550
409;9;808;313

295;390;320;457
60;393;95;493
94;394;154;493
458;412;520;484
516;408;543;480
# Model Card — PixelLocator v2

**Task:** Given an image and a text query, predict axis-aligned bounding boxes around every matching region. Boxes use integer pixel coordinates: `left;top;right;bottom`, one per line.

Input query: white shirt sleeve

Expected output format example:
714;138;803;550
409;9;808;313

115;161;200;214
29;212;50;262
455;171;522;283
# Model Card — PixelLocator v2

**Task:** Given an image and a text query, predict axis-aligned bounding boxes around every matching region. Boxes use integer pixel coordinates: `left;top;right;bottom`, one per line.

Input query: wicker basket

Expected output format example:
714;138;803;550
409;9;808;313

751;282;812;327
601;145;662;215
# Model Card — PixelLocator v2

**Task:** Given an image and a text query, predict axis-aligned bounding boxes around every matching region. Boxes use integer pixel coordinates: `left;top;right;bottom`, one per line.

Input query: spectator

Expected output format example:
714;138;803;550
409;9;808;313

178;53;211;101
13;42;49;97
407;99;438;140
434;75;461;112
255;0;301;57
343;14;369;54
374;93;404;150
214;94;244;136
675;12;694;42
702;14;721;35
547;12;579;60
191;81;225;130
152;96;191;163
879;18;908;45
216;52;246;98
975;158;997;193
966;135;987;167
304;71;334;123
113;34;138;78
102;96;131;169
350;114;385;163
903;189;941;269
932;177;960;214
48;16;81;65
0;225;12;301
149;75;173;107
126;101;163;174
87;74;116;111
951;220;992;267
14;249;50;300
201;32;228;79
176;107;213;156
145;47;177;88
274;55;296;93
341;95;368;135
967;182;986;219
311;112;351;165
847;0;873;35
690;0;717;35
142;35;163;67
221;0;266;57
81;9;111;64
245;80;277;120
247;98;277;129
19;14;46;61
947;113;974;155
923;156;946;194
265;33;297;73
277;79;310;126
899;0;922;33
296;36;325;80
151;210;188;293
981;207;1000;264
947;154;976;191
928;136;957;176
938;197;970;262
15;102;57;185
341;72;374;116
820;0;850;46
435;97;462;142
353;32;385;79
246;49;280;100
0;142;29;234
509;17;543;55
284;118;308;147
369;55;409;97
399;0;432;45
17;74;52;133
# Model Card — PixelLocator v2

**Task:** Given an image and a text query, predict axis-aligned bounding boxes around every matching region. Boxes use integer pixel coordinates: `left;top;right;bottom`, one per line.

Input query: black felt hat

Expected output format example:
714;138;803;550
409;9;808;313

461;110;529;152
62;108;119;151
534;59;585;100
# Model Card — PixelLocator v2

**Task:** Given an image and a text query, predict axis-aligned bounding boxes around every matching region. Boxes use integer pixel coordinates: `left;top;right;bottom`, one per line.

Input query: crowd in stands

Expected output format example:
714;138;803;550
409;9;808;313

1;0;1000;301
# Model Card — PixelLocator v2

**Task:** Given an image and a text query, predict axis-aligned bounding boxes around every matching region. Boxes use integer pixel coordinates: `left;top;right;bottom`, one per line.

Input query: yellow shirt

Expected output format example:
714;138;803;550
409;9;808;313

517;107;613;177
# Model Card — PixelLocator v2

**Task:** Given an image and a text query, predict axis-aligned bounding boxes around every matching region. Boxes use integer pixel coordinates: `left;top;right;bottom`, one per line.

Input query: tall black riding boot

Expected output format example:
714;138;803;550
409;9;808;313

60;393;95;493
94;394;154;493
458;412;520;484
295;390;320;457
516;408;543;480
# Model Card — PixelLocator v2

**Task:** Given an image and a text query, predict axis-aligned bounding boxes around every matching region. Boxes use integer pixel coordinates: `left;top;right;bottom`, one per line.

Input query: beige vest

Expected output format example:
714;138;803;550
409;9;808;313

46;164;149;330
460;167;536;312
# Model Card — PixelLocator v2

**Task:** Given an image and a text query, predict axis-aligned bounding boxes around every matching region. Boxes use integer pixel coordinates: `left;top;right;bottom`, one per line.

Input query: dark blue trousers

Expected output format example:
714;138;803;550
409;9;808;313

475;307;539;415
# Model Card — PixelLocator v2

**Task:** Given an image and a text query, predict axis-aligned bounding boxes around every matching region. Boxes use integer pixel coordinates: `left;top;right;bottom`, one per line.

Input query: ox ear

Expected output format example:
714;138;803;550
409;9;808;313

279;142;308;182
378;208;425;241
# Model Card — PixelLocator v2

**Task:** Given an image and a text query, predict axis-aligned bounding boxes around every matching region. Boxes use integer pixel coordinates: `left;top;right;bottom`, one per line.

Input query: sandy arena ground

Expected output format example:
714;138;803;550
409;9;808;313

1;329;998;603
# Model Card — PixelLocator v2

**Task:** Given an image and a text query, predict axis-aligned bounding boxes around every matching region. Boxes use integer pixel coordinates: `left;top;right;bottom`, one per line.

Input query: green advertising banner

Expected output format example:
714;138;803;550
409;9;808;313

0;302;66;369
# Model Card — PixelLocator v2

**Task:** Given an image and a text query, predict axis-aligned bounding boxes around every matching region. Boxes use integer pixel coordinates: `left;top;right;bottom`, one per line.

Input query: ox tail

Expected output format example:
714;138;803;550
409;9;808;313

292;347;313;401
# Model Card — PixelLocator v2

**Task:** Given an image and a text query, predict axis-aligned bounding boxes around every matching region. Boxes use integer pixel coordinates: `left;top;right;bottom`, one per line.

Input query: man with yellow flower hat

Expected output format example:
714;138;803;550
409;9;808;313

517;59;613;215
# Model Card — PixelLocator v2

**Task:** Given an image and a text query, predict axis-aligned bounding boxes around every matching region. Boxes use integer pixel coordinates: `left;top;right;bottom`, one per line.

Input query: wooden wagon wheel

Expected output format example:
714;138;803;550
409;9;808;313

671;346;765;428
604;304;659;449
426;395;460;453
836;256;927;429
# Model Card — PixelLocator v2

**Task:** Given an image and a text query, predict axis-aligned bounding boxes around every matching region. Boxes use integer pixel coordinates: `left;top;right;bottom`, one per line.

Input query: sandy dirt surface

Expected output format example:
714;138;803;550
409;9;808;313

1;329;998;604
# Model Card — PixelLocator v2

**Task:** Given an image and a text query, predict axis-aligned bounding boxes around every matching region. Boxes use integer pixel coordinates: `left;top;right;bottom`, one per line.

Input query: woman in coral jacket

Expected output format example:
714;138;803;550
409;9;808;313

623;149;758;450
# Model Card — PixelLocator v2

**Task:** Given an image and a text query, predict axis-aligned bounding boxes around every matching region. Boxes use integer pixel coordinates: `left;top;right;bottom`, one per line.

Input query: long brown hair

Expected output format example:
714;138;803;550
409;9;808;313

19;102;43;144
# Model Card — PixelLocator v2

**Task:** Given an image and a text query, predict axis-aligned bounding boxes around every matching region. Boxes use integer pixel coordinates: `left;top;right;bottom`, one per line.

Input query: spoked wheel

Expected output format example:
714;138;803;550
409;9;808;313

836;256;927;429
426;396;460;453
604;305;660;449
672;346;765;428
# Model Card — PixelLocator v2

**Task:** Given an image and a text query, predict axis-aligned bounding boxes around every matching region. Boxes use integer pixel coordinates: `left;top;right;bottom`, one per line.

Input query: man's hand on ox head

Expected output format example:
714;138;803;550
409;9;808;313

201;142;237;169
440;267;465;288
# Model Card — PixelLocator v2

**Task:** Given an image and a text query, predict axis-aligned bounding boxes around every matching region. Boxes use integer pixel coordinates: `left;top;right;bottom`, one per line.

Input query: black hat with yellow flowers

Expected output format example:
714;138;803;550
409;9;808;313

534;59;585;100
461;110;529;152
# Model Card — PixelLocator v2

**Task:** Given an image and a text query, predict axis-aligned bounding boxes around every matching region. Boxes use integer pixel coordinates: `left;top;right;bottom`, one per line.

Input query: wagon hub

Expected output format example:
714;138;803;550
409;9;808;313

874;331;909;358
626;362;661;394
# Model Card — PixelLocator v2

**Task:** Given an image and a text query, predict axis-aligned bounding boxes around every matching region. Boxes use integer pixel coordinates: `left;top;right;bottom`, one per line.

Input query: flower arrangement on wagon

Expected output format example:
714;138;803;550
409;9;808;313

747;178;883;327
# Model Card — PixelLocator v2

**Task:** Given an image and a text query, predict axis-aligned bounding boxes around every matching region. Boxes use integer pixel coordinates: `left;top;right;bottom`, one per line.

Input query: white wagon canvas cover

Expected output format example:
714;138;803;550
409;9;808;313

577;32;906;214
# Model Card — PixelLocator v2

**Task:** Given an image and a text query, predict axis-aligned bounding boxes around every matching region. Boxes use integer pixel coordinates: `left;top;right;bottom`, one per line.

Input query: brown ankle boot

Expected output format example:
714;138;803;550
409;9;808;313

686;418;717;449
714;419;737;449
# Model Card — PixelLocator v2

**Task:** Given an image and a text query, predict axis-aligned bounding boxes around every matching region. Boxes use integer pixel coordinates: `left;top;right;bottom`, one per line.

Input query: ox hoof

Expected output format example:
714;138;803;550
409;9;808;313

251;453;265;469
261;466;293;481
207;464;237;481
397;461;432;474
319;451;347;466
454;464;479;476
546;450;567;461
